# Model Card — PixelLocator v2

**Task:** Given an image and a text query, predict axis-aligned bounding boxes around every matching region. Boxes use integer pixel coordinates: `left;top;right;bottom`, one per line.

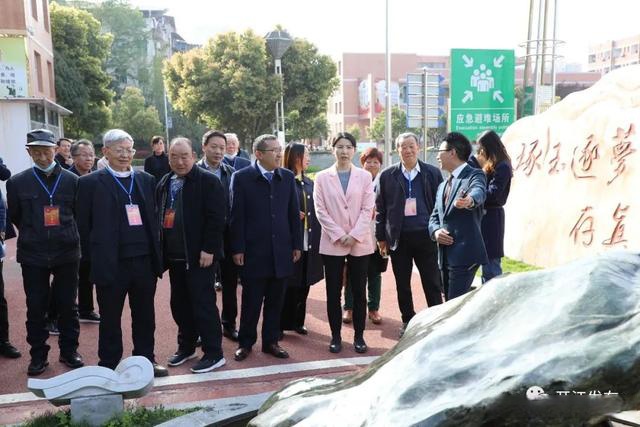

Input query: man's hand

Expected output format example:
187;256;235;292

199;251;214;268
65;157;74;166
377;240;389;257
299;211;305;220
293;249;302;262
232;253;244;266
454;195;474;209
338;235;356;247
434;229;454;246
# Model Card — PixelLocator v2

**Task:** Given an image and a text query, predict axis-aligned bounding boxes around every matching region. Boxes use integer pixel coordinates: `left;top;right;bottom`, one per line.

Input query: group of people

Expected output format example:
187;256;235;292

0;125;512;378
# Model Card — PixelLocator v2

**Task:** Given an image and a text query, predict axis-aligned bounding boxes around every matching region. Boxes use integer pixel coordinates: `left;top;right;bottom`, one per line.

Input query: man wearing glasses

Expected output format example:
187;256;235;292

76;129;168;377
428;132;488;300
230;134;302;361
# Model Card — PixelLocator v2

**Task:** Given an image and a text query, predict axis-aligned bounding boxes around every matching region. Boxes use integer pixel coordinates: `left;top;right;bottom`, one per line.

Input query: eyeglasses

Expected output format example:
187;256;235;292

111;148;136;156
437;148;453;153
73;154;95;159
258;148;283;154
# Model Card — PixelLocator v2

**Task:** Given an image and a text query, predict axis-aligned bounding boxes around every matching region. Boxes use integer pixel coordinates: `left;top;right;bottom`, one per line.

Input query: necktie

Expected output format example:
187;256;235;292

170;177;184;201
264;172;274;182
444;175;453;206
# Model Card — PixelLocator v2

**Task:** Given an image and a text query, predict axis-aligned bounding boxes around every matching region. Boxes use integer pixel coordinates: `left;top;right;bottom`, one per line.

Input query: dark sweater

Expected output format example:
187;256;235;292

144;153;171;184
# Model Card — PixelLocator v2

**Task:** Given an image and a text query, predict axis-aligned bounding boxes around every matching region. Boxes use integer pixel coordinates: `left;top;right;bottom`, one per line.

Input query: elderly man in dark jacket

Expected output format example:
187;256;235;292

7;129;83;376
157;137;227;373
76;129;167;377
197;130;240;341
230;134;302;362
376;132;444;337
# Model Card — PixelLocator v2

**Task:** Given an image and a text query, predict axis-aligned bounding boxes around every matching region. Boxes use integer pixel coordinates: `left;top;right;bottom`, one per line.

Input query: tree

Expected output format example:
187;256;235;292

50;2;113;138
369;107;419;141
164;30;338;145
164;30;280;145
347;124;361;142
280;39;338;140
111;87;163;145
89;0;150;98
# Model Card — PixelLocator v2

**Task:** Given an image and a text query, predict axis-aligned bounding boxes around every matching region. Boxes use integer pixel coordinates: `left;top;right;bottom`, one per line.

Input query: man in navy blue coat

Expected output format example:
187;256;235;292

428;132;488;300
230;134;302;361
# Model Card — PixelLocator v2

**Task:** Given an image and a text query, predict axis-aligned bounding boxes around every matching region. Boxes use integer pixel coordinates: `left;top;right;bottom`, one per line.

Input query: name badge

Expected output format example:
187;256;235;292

404;198;417;216
125;204;143;226
43;205;61;227
163;208;176;229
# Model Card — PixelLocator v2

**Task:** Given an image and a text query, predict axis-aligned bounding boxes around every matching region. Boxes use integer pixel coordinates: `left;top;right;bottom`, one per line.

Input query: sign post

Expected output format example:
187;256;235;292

450;49;515;141
406;70;444;160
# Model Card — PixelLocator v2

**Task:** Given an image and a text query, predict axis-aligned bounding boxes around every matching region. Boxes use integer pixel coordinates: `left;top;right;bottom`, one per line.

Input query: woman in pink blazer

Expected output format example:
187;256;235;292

314;132;375;354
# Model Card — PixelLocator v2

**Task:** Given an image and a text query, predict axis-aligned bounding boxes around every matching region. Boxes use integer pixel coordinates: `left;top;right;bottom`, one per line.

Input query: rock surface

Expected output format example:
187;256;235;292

250;251;640;426
502;65;640;268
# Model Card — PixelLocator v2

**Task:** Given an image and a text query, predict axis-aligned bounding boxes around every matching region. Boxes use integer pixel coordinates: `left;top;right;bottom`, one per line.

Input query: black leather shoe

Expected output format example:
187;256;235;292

153;363;169;377
28;359;49;376
294;326;308;335
329;338;342;354
354;337;368;354
59;352;84;369
0;341;21;359
262;343;289;359
223;327;239;342
234;347;251;362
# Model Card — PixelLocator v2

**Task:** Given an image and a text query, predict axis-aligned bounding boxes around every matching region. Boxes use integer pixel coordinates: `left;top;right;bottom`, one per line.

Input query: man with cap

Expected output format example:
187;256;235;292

6;129;83;376
75;129;168;377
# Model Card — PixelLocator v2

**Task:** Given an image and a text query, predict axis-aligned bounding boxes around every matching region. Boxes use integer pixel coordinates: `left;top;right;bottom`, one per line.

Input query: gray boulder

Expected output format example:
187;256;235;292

250;251;640;426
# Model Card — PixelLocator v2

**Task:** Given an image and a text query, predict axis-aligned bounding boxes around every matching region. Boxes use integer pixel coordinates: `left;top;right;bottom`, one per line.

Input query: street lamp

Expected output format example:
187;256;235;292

265;29;293;144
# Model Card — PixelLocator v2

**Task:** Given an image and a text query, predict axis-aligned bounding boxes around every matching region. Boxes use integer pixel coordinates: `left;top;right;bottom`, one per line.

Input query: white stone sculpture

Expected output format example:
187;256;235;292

27;355;154;406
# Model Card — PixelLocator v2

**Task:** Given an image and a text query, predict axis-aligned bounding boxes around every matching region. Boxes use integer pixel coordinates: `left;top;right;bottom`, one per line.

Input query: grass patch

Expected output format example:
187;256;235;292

501;257;541;273
23;405;199;427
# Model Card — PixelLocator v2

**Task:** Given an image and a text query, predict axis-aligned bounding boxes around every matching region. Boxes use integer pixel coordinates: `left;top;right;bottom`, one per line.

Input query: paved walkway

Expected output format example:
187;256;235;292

0;240;431;425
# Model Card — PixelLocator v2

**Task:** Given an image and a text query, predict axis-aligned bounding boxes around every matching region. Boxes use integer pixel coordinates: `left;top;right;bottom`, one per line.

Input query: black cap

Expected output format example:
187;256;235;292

26;129;57;147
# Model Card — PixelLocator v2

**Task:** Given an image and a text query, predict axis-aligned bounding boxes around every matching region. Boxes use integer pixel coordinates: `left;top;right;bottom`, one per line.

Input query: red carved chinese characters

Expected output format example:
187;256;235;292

548;142;564;174
515;140;543;176
571;135;599;179
602;203;629;247
607;124;636;185
569;206;595;247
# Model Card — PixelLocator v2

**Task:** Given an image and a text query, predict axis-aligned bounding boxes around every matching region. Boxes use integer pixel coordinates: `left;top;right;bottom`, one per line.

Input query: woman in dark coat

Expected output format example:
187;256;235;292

470;130;513;283
280;142;324;335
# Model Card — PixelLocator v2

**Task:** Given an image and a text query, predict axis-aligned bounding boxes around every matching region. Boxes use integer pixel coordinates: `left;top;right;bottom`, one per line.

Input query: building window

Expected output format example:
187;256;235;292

338;61;342;75
48;110;59;126
588;54;596;63
31;0;38;20
34;51;43;92
42;0;49;31
47;61;54;97
30;103;45;123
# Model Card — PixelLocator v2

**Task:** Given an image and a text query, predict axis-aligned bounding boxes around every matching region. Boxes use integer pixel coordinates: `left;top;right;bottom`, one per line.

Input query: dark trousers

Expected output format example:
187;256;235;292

46;259;94;319
220;256;239;329
78;259;95;314
344;252;382;311
281;253;310;330
96;256;157;369
390;232;443;324
21;262;80;360
323;254;369;340
0;262;9;343
169;261;223;359
441;250;479;300
238;276;286;349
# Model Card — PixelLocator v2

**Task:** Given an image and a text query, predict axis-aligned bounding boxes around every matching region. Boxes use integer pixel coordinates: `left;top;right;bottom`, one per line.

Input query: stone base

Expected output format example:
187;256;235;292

70;394;124;426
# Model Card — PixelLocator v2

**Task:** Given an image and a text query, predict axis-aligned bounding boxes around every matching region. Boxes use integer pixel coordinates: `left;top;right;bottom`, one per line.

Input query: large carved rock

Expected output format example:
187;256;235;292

502;65;640;268
250;251;640;426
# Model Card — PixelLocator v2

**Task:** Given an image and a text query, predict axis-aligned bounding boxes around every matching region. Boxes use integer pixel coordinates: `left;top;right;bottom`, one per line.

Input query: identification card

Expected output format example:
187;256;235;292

404;198;417;216
43;205;61;227
163;208;176;229
125;204;143;226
